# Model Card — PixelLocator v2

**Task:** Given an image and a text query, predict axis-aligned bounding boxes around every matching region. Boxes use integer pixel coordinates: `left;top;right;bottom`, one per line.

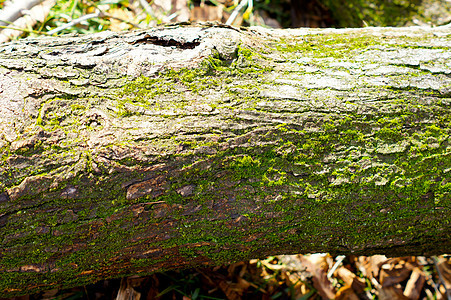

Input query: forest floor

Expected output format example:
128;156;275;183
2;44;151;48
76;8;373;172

2;254;450;300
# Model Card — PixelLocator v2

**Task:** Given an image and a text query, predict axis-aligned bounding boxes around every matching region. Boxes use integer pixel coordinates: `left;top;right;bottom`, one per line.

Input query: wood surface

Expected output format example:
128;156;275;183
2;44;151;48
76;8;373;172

0;24;450;296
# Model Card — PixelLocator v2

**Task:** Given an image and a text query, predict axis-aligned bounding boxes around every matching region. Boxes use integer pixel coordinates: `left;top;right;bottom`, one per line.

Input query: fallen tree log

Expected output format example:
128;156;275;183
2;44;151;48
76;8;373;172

0;24;450;296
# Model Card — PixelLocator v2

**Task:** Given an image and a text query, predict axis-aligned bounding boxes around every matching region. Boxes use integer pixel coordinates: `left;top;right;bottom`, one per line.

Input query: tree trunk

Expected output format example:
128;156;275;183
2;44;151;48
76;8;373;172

0;24;450;296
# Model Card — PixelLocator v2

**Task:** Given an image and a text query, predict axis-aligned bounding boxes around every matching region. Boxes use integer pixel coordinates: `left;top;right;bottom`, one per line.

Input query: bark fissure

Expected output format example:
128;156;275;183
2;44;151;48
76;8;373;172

129;34;201;49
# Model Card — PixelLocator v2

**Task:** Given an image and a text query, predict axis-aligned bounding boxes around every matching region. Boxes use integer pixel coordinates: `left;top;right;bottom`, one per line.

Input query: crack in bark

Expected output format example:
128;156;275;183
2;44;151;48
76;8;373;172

129;34;201;49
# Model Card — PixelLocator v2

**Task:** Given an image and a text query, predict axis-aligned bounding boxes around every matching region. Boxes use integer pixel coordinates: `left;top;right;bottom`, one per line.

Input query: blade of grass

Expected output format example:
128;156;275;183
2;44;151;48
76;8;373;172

226;0;248;25
297;289;316;300
70;0;79;19
0;24;51;35
46;11;101;34
156;284;181;297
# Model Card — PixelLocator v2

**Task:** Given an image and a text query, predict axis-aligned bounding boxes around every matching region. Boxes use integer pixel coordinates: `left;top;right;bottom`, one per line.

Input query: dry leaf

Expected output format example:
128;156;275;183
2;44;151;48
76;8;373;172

335;266;366;295
108;7;135;31
380;265;412;287
235;277;251;290
356;255;387;280
299;254;335;300
172;0;190;22
0;0;55;43
116;277;141;300
190;5;227;22
227;261;245;277
437;256;451;289
380;257;414;287
218;280;242;300
378;285;410;300
335;285;360;300
403;267;425;300
282;270;311;298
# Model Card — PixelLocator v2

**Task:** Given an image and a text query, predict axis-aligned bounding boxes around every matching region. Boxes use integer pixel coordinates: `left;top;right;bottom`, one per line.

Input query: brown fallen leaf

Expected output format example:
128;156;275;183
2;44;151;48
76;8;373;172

218;280;242;300
403;267;425;300
116;277;141;300
335;285;360;300
378;285;410;300
173;0;190;22
299;254;335;300
355;255;387;280
435;256;451;300
0;0;55;43
436;256;451;289
379;257;418;287
190;5;229;23
281;270;312;299
335;266;367;295
108;7;135;31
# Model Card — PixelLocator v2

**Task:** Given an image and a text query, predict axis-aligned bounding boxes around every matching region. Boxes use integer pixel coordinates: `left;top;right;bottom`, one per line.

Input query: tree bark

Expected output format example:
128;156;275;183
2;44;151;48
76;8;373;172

0;24;450;296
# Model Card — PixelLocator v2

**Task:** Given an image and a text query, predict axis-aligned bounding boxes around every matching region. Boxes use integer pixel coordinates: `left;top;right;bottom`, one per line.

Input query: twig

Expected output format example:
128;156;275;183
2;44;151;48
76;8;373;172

46;11;101;35
0;0;45;27
0;24;51;35
225;0;248;25
432;256;451;300
46;9;142;36
248;0;253;11
138;0;155;18
90;0;142;30
163;12;179;23
327;255;346;279
0;18;16;26
0;0;54;42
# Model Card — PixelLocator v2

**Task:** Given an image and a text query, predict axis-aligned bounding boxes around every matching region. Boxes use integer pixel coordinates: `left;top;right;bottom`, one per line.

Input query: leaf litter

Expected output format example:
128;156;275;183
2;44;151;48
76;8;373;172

10;254;450;300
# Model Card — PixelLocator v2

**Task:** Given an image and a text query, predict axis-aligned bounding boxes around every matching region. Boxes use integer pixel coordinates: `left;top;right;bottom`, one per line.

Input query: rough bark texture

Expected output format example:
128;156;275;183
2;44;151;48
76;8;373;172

0;24;450;296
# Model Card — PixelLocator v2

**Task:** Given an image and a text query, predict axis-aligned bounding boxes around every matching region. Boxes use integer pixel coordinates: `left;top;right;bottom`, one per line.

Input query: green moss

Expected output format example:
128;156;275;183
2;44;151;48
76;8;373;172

228;155;261;180
276;34;381;60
